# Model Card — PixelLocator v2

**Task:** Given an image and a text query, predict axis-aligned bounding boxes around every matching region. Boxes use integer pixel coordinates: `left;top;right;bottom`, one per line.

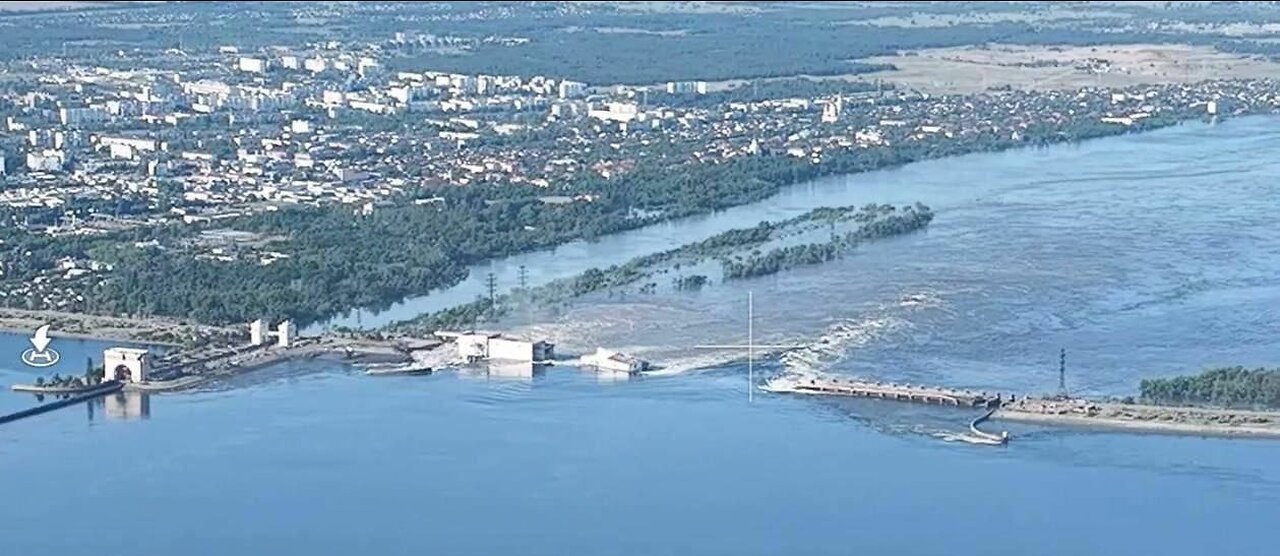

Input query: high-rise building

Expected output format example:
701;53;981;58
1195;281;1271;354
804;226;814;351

304;56;327;73
26;150;65;172
238;57;268;73
59;106;106;127
558;80;586;99
821;96;841;123
388;86;413;105
588;102;639;123
665;81;707;95
475;75;493;96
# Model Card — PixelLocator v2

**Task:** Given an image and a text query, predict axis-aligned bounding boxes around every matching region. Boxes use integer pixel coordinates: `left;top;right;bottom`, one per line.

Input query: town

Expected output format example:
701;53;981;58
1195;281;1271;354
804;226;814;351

6;4;1280;551
4;17;1280;321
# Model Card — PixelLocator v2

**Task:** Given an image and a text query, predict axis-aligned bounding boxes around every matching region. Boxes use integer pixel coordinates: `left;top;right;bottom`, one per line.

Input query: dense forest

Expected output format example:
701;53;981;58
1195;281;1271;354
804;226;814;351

3;2;1279;82
84;186;646;324
1140;367;1280;410
647;79;887;109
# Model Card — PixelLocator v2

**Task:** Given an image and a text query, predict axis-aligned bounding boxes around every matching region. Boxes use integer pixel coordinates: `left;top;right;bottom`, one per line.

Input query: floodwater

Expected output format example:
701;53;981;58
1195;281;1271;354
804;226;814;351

3;117;1280;555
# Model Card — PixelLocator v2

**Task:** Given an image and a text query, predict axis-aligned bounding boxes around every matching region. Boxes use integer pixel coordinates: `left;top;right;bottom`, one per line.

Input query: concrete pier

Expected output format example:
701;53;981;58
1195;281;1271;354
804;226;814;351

0;381;123;426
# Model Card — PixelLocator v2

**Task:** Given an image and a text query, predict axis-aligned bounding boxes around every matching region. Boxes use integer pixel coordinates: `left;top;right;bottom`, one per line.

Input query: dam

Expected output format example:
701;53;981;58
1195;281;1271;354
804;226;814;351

760;374;1003;407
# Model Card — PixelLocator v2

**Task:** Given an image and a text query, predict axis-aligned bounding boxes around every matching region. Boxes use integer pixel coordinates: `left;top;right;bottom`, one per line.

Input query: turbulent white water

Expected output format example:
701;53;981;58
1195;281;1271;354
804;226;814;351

479;117;1280;403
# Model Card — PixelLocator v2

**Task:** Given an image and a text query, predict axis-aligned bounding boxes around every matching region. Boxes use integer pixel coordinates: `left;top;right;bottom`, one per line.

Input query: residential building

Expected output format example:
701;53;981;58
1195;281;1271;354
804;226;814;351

558;80;586;99
238;57;268;73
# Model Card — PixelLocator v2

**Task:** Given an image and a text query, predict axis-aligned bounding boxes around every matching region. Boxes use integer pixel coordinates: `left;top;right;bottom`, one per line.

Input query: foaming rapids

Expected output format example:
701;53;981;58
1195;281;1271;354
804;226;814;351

494;289;945;378
777;291;943;379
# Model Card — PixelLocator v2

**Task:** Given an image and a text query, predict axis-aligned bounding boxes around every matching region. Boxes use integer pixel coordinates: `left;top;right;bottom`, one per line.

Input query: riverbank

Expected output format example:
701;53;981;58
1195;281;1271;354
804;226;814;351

135;338;413;392
8;334;415;395
0;307;238;347
994;398;1280;438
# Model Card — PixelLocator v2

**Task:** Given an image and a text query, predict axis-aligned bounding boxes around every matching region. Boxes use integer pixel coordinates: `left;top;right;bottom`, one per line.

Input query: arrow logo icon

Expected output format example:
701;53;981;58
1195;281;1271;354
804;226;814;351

31;324;52;353
20;324;60;368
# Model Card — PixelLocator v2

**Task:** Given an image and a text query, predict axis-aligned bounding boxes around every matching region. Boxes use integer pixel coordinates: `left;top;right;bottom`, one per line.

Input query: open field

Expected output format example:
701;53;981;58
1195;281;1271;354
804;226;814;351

0;1;160;13
854;43;1280;94
843;7;1132;28
0;1;108;12
0;307;236;346
687;43;1280;96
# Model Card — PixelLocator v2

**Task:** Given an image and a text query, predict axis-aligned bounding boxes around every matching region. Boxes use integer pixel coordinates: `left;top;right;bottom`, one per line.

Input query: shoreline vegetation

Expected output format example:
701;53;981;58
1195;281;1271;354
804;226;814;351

722;203;932;280
3;110;1188;329
1139;367;1280;410
995;368;1280;437
385;203;933;333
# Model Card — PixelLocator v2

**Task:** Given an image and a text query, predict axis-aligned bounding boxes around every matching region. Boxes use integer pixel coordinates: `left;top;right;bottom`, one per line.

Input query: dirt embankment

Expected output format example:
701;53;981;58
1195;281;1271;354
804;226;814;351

0;307;239;346
856;44;1280;94
995;397;1280;438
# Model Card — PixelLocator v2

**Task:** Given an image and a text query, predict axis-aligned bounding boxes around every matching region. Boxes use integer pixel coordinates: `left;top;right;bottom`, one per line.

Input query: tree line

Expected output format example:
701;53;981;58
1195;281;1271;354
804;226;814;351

722;204;932;280
1140;367;1280;410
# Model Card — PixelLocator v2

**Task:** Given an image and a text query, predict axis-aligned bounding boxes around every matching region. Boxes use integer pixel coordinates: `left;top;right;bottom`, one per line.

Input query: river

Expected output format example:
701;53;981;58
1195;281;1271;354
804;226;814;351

3;116;1280;555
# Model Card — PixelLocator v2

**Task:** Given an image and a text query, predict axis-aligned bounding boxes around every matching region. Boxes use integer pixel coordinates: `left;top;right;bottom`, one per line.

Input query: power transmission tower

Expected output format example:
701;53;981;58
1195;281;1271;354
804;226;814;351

517;265;528;291
485;272;497;307
1058;348;1067;397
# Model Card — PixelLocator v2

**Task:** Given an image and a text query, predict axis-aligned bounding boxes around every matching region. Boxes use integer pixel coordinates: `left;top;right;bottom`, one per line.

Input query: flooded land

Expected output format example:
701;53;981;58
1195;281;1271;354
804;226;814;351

4;117;1280;556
